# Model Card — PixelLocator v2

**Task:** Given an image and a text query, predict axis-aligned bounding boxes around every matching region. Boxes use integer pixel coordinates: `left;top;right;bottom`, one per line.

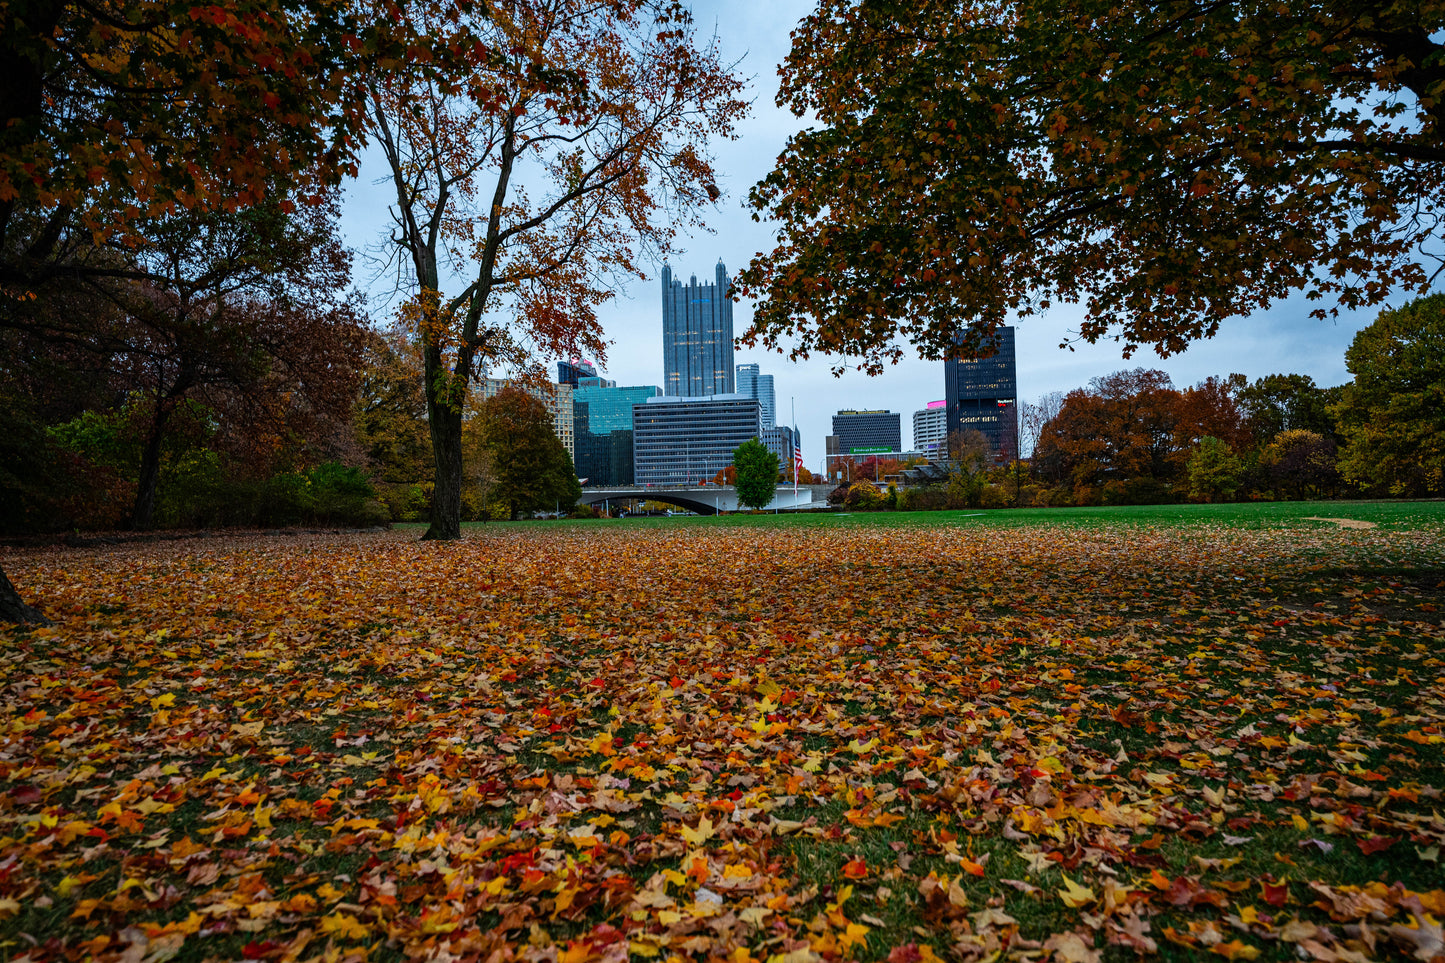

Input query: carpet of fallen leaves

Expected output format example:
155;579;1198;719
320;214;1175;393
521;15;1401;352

2;519;1444;963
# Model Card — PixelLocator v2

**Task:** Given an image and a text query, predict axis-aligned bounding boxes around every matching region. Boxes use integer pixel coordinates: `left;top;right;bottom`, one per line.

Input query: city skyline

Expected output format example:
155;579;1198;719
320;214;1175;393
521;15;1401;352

339;0;1398;475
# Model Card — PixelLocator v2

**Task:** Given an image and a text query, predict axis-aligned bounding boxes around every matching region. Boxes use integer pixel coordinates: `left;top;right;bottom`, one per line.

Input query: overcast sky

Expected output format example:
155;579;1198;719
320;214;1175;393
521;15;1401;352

341;0;1395;474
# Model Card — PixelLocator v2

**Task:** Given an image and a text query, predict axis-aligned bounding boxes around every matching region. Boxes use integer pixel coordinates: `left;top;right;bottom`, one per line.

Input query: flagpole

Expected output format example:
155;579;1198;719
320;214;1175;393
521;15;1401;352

792;397;798;497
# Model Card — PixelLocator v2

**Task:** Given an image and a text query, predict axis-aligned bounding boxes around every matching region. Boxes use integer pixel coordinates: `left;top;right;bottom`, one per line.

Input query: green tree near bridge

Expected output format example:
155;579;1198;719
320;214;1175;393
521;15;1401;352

732;438;779;511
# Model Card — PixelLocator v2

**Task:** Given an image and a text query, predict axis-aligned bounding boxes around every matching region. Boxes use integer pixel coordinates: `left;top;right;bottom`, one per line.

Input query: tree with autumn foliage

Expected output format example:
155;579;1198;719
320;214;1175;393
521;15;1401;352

1236;373;1341;445
0;0;379;288
1034;370;1185;495
0;0;389;622
1261;429;1341;499
99;199;365;528
366;0;747;541
477;386;580;519
738;0;1445;370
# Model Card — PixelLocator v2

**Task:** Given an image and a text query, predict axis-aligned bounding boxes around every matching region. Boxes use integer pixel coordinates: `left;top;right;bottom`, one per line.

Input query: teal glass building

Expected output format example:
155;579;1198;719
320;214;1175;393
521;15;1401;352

573;383;661;485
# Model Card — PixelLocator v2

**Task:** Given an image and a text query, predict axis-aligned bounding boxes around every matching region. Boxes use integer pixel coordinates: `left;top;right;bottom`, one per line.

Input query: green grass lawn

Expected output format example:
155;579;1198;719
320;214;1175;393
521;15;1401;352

400;498;1445;533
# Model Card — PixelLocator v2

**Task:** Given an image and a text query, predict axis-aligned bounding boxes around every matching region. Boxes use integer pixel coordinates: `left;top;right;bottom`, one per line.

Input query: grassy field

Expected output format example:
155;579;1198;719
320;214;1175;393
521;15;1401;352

2;503;1442;962
401;498;1445;533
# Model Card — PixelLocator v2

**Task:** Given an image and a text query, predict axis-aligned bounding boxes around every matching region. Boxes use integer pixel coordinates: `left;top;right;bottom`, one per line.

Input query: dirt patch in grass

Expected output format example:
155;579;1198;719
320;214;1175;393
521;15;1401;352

1302;516;1378;529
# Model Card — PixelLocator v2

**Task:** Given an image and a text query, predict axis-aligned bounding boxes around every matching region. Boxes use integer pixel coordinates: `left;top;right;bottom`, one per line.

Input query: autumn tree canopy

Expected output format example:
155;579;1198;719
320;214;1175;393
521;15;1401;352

1333;294;1445;496
368;0;747;540
477;386;580;518
738;0;1445;370
0;0;381;286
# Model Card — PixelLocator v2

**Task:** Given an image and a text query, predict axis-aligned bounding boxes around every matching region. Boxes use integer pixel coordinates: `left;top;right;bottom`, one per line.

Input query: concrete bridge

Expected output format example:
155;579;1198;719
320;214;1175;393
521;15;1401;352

577;484;833;515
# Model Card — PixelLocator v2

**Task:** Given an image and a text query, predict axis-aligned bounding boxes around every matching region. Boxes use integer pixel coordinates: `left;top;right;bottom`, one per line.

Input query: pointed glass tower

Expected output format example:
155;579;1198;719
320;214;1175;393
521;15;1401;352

661;261;735;396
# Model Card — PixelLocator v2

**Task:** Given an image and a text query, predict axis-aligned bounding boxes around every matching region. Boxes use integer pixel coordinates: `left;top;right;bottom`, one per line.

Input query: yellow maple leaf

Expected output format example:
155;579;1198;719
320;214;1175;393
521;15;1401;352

1210;939;1261;960
1058;873;1096;908
837;922;871;952
681;815;715;846
316;882;346;903
319;912;368;940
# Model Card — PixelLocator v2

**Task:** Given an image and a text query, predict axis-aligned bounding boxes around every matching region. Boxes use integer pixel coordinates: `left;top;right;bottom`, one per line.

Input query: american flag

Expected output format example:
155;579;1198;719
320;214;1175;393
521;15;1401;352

794;443;804;482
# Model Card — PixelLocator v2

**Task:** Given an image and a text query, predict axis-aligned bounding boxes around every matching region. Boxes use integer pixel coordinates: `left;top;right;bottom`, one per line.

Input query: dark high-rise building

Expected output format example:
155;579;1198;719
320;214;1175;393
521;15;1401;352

945;325;1017;461
832;410;902;453
557;358;598;387
633;395;761;486
662;263;735;397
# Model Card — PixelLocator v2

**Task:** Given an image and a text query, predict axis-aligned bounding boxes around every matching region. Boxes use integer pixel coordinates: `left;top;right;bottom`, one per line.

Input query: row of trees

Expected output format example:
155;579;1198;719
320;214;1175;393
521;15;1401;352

1029;369;1342;505
1024;296;1444;504
1;0;747;621
4;327;583;534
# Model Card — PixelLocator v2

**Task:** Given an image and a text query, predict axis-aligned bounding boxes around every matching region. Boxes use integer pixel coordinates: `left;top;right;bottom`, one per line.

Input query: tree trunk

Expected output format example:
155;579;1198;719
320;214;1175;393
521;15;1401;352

421;344;466;540
132;423;166;530
424;404;465;540
132;394;177;531
0;561;49;626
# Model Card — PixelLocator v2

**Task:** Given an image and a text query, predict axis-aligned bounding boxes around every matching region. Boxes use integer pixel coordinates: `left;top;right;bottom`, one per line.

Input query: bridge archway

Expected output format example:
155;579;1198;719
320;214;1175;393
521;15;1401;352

576;491;725;515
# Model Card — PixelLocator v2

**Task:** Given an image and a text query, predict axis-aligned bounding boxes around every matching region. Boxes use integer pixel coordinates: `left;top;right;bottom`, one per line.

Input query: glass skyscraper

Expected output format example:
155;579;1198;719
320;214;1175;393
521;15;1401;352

945;325;1018;461
662;262;735;397
735;363;776;429
573;383;661;486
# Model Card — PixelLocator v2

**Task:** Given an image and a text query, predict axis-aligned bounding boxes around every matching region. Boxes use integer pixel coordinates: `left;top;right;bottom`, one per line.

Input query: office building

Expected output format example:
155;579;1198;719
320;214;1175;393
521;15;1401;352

945;325;1018;461
557;358;598;387
913;401;948;454
761;425;799;475
478;378;574;461
736;363;776;429
573;383;661;486
662;263;735;397
633;394;761;486
832;410;902;453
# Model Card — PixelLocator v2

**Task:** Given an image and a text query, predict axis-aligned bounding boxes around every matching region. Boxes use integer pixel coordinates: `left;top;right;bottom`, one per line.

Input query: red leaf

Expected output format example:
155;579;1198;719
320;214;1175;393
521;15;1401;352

1356;835;1396;855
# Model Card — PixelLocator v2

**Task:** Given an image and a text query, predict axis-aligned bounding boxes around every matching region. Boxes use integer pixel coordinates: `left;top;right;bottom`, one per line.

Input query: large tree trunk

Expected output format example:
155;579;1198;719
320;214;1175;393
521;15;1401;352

0;561;49;626
132;421;166;530
424;404;465;540
422;341;465;541
133;392;179;531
